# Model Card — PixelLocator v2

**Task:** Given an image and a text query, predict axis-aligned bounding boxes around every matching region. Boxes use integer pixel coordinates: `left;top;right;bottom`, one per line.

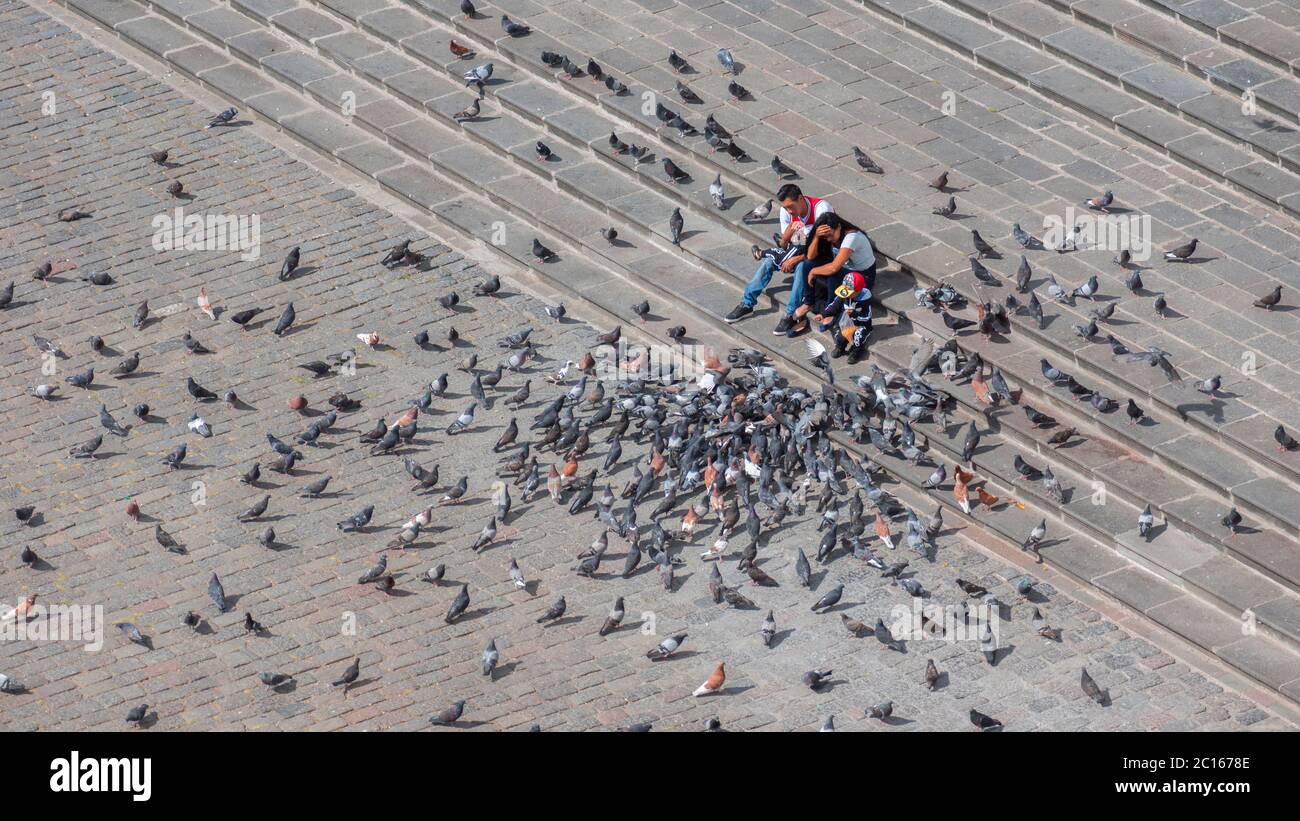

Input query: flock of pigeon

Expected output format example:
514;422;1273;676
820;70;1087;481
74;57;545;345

3;3;1292;731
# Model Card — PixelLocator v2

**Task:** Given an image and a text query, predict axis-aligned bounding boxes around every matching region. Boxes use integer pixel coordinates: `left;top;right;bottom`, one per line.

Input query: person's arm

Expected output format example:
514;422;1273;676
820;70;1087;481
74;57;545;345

811;245;852;278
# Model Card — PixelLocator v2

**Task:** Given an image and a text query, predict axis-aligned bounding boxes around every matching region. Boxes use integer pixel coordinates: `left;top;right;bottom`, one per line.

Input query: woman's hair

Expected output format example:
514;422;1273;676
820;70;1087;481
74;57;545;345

810;212;863;241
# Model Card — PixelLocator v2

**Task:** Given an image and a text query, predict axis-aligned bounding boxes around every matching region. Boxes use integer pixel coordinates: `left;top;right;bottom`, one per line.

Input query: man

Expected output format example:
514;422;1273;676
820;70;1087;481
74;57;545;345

724;184;833;333
822;271;873;365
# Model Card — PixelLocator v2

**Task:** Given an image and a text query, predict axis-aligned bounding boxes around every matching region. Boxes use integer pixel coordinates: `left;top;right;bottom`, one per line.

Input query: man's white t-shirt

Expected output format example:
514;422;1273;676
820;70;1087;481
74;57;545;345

780;197;833;246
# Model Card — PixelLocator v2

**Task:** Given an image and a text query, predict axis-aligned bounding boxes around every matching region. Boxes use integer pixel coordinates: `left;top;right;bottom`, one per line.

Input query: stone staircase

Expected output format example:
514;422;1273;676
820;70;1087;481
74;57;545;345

857;0;1300;209
55;0;1300;706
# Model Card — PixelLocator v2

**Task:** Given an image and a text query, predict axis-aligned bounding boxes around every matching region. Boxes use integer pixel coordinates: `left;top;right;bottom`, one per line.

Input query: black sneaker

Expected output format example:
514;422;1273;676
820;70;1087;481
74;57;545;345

751;244;762;261
847;346;867;365
724;304;753;323
772;315;793;335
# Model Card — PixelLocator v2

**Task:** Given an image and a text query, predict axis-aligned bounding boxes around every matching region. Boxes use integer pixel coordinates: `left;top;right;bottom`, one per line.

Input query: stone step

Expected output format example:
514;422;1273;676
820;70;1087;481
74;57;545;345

935;0;1300;173
854;0;1300;210
64;0;1300;703
289;0;1300;524
373;0;1300;510
231;0;1300;619
1132;0;1300;79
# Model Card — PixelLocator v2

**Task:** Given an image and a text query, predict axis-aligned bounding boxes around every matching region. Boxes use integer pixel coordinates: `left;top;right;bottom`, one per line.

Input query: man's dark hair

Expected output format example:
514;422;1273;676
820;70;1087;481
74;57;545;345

776;183;802;203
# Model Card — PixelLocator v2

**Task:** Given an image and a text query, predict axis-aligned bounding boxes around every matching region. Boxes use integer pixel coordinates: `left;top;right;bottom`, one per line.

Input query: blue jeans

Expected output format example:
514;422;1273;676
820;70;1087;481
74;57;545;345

741;258;812;317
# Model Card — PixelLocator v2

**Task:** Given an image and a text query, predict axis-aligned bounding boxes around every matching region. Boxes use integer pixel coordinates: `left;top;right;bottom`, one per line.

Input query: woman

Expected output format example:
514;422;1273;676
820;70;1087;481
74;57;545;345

787;213;877;337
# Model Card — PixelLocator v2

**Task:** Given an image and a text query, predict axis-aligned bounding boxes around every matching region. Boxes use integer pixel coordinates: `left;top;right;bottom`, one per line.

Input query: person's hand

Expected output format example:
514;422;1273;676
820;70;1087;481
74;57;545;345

815;225;832;239
807;271;817;285
780;257;798;274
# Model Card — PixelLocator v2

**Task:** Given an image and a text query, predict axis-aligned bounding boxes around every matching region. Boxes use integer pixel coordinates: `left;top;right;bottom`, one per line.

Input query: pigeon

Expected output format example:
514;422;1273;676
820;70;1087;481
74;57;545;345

430;701;466;726
770;156;796;177
332;658;360;691
970;709;1002;731
535;596;567;623
126;704;148;726
1221;507;1242;535
67;433;102;459
501;14;529;35
207;107;237;128
450;94;482;121
337;505;375;532
727;80;749;100
600;597;625;636
647;633;687;659
162;443;187;470
1138;504;1155;541
464;63;493;88
1080;668;1108;705
676;81;702;104
668;50;690;73
716;48;736;74
272;302;296;336
1253;285;1282;310
802;669;833;691
852;146;883;173
1084;190;1114;212
260;672;293;688
669;208;683;246
810;584;843;612
531;238;556;262
933;196;956;217
208;573;228;612
187;413;212;438
692;663;726;696
709;173;724;208
99;404;130;436
446;584;470;622
1275;425;1298;452
1164;238;1197;262
743;199;772;223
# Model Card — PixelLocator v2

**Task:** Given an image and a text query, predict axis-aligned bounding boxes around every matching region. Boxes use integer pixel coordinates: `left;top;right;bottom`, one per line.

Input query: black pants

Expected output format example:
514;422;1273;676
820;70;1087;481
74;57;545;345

803;261;877;315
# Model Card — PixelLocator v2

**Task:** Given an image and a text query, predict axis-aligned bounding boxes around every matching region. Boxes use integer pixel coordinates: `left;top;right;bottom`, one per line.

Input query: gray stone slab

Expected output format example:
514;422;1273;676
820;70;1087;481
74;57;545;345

357;7;431;44
1121;63;1212;107
1117;524;1220;575
167;43;229;77
273;7;345;42
262;50;337;89
902;5;1004;55
315;31;383;65
1148;596;1245;648
281;110;369;154
243;89;310;122
375;164;458;209
1226;162;1300;205
1167;132;1252;176
1094;566;1184;610
186;7;261;42
1029;65;1140;119
66;0;146;28
1185;553;1293;610
337;140;406;176
117;14;199;57
1043;26;1153;79
1039;537;1129;581
1217;636;1300;688
1115;107;1200;148
197;62;279;101
1254;597;1300;645
229;0;296;24
975;39;1058;79
554;163;645;209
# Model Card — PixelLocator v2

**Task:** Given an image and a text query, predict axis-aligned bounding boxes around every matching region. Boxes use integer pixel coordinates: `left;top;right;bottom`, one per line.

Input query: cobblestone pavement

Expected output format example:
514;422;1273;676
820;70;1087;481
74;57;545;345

0;0;1294;730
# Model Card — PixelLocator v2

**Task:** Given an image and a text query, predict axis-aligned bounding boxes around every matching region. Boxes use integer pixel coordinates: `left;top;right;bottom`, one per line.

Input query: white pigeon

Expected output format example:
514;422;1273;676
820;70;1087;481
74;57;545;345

187;414;212;437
